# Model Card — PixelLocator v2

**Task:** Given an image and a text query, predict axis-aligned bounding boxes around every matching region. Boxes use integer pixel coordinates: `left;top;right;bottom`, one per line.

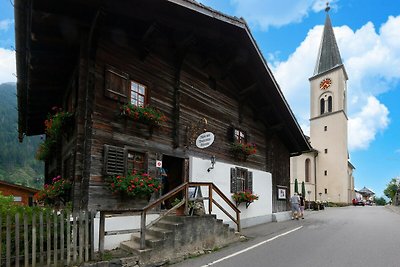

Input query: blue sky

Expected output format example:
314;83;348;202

0;0;399;197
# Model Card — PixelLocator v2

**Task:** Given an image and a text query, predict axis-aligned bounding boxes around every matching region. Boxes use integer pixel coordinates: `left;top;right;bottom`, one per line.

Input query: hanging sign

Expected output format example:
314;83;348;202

156;160;162;168
195;132;215;149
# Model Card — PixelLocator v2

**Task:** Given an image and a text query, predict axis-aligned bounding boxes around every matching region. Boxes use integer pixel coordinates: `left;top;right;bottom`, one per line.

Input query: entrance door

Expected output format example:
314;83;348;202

161;155;186;207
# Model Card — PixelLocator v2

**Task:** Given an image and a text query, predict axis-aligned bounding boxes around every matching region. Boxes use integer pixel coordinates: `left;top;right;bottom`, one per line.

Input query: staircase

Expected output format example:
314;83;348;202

120;214;241;265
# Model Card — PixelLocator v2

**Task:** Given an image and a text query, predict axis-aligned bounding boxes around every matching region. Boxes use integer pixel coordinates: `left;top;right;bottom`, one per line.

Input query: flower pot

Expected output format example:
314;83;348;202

175;205;185;216
116;194;151;210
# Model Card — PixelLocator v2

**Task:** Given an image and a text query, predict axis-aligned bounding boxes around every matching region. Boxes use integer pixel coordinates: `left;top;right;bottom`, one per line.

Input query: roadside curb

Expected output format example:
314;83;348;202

385;204;400;215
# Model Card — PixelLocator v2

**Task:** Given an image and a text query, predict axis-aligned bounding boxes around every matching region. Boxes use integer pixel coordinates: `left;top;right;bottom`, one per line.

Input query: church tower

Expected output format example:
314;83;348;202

309;5;350;203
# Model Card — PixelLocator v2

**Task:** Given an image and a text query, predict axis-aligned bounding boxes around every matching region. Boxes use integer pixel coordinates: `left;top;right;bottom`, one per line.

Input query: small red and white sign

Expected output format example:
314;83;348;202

156;160;162;168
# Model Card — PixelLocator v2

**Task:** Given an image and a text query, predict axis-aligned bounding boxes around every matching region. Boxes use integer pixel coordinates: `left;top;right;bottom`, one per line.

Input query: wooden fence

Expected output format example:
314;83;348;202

0;210;95;267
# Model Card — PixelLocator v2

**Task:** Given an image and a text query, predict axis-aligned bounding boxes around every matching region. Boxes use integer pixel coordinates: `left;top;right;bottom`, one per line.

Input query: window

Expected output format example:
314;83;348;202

104;145;147;176
234;129;246;144
324;149;328;154
305;159;311;183
324;170;328;176
14;196;22;202
104;66;148;107
324;126;327;131
230;167;253;193
127;151;145;173
320;98;325;115
324;188;328;194
130;81;147;107
328;96;332;112
320;94;333;115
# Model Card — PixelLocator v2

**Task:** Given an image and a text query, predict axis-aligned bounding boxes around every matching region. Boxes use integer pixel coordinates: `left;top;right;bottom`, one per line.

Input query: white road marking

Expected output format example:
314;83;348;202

200;226;303;267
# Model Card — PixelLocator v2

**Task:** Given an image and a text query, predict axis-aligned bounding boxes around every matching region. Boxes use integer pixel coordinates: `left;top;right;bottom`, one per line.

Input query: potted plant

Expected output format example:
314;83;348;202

230;142;257;161
36;107;73;161
172;198;186;216
232;190;259;208
34;175;72;208
120;104;168;127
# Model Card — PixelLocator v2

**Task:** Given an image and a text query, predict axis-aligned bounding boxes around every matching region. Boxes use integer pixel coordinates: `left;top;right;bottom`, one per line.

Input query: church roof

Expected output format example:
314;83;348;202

313;10;343;76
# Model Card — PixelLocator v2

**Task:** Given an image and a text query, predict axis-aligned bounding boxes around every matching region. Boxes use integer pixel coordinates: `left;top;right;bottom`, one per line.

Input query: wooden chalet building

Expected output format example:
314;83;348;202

15;0;310;226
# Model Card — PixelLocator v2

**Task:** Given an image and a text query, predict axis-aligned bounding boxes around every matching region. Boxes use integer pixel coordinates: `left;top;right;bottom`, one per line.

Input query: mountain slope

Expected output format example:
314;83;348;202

0;83;44;189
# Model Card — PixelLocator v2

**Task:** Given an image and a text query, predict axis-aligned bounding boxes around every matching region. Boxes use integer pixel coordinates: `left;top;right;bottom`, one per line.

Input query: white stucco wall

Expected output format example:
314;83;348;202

189;156;273;228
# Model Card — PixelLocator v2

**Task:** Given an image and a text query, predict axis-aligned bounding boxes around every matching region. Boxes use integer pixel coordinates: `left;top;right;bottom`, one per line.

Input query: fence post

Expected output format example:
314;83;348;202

99;211;105;255
53;212;58;266
15;213;20;267
66;210;71;266
24;213;28;267
60;212;64;265
140;211;146;250
32;213;36;267
90;212;95;260
39;211;44;265
209;184;212;214
6;214;11;267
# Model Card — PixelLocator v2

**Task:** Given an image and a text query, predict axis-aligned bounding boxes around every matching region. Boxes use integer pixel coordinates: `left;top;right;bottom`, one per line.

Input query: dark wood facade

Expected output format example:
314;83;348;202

15;0;311;213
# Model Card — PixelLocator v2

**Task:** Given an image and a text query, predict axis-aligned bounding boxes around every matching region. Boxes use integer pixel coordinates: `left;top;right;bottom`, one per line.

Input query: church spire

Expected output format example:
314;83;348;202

313;3;343;76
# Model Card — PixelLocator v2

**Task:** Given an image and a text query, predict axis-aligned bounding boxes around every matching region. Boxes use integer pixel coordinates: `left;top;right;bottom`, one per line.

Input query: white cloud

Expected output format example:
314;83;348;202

0;48;16;83
226;0;339;30
0;19;13;31
348;96;389;150
270;15;400;151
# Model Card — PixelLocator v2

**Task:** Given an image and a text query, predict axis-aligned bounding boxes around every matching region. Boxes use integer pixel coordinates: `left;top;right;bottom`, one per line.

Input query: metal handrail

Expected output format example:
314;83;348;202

99;181;241;252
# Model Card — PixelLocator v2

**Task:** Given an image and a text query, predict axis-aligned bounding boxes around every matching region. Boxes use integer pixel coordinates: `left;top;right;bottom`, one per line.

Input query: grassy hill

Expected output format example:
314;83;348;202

0;83;44;189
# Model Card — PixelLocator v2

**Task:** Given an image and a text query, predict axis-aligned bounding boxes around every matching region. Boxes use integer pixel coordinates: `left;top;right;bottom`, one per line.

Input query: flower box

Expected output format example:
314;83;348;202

109;171;161;201
232;191;259;208
34;175;72;208
230;142;257;161
120;104;167;128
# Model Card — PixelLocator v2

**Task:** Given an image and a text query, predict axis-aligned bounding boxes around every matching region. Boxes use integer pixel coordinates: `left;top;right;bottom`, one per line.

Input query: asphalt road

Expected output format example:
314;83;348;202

170;206;400;267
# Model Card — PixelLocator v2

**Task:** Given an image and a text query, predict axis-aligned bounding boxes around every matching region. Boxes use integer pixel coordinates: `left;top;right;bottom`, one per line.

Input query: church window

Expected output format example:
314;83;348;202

305;159;311;183
325;188;328;194
324;126;327;131
328;96;332;112
320;98;325;115
324;149;328;154
324;170;328;176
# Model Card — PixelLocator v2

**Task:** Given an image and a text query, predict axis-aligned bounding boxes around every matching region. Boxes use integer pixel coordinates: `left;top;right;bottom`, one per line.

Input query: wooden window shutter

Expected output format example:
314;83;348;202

104;66;129;102
104;145;127;175
227;126;235;143
230;167;237;193
247;171;253;193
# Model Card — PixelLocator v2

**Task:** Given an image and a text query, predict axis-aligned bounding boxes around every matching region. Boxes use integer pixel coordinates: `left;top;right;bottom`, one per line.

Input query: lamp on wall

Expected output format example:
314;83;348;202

207;155;216;172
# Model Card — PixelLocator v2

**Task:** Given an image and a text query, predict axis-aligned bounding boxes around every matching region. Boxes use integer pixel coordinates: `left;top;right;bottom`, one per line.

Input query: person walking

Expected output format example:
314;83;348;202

290;193;300;220
299;193;305;219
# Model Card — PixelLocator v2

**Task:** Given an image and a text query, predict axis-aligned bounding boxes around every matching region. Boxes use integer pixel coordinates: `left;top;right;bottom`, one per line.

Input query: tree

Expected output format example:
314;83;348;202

383;178;399;202
374;196;387;206
294;179;299;194
301;181;306;197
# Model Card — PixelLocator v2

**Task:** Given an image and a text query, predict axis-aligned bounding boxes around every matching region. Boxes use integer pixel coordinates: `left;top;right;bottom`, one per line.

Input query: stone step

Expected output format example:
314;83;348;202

120;214;241;265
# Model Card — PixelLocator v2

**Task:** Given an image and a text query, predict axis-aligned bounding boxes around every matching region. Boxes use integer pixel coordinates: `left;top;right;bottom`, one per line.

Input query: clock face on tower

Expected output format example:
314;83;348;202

320;78;332;90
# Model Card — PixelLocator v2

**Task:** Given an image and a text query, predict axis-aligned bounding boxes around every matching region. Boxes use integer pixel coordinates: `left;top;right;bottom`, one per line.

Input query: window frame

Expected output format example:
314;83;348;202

234;128;246;144
104;66;149;107
305;158;311;183
230;167;253;193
